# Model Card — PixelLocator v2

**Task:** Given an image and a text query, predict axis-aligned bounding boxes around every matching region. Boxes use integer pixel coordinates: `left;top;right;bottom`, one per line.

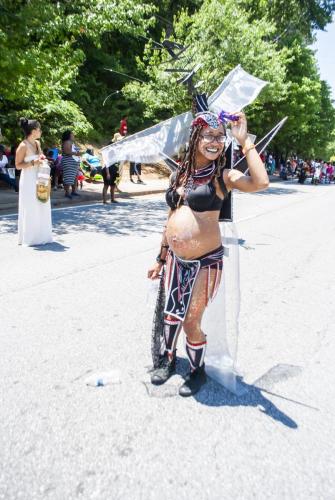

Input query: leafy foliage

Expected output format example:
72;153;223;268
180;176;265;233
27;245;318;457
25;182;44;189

124;0;335;159
0;0;154;144
0;0;334;159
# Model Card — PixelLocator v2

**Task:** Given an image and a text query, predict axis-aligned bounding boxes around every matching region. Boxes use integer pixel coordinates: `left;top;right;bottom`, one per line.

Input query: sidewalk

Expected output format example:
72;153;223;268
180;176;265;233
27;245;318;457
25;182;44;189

0;171;282;215
0;168;169;215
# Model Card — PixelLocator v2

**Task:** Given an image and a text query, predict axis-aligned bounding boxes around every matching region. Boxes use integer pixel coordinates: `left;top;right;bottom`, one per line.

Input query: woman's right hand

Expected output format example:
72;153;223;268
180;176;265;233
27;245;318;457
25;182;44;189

147;262;163;280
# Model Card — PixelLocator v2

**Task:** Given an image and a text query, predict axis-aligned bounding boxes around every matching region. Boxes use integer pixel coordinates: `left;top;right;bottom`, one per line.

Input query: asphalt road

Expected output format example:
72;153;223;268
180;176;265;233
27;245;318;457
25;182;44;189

0;180;334;500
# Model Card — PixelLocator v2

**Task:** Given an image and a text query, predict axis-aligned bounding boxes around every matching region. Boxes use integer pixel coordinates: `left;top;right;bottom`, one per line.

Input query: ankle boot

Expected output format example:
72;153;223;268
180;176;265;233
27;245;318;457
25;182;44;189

151;352;176;385
179;364;207;397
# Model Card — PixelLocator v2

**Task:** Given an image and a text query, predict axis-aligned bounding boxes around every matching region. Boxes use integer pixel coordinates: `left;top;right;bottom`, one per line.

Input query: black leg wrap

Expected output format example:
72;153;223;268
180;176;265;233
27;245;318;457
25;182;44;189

179;338;207;397
185;338;206;371
163;315;182;358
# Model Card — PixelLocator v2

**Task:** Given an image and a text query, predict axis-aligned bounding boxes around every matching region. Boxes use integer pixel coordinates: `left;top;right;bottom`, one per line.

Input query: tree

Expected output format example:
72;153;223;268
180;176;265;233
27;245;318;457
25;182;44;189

123;0;335;159
240;0;335;42
123;0;289;128
0;0;154;144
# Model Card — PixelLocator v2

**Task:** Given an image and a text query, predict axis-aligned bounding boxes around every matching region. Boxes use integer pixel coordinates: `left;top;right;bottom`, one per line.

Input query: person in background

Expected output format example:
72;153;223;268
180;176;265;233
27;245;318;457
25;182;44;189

15;118;52;246
52;153;63;190
43;148;56;189
321;161;327;183
326;162;334;183
82;148;102;180
61;130;82;199
0;144;18;191
266;153;273;174
119;116;128;137
129;161;144;183
112;132;123;143
312;161;321;185
102;161;119;203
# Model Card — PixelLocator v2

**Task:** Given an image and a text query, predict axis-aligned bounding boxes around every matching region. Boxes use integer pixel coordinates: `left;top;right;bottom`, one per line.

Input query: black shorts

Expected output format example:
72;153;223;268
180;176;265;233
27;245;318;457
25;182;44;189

129;162;141;176
102;164;118;186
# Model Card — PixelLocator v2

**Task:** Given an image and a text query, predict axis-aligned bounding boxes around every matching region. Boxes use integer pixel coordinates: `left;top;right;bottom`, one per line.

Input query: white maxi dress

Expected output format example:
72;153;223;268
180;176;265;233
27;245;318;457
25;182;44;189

18;141;53;246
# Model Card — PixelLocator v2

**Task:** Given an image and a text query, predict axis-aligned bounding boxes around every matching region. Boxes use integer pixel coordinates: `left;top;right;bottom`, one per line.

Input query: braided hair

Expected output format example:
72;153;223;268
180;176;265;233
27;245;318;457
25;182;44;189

172;123;226;191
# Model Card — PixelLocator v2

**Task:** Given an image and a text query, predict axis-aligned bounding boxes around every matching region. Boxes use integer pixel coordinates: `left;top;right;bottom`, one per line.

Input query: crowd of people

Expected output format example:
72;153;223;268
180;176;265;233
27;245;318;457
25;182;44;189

260;152;335;184
283;158;335;184
0;115;145;203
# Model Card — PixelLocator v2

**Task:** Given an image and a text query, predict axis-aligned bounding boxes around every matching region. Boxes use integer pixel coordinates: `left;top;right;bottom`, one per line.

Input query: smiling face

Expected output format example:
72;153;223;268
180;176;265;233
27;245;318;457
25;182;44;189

195;124;225;168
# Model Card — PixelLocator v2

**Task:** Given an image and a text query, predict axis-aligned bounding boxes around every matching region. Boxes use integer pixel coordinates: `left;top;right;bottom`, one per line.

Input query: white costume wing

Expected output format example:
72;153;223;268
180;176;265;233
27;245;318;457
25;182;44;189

203;222;243;394
101;65;267;166
205;119;288;394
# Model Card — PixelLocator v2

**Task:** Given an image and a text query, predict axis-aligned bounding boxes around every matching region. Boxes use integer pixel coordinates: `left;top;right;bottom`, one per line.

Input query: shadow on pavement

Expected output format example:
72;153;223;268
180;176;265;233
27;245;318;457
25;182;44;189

52;199;167;237
171;358;297;428
0;216;17;235
195;376;298;429
0;199;167;238
32;242;69;252
251;186;299;196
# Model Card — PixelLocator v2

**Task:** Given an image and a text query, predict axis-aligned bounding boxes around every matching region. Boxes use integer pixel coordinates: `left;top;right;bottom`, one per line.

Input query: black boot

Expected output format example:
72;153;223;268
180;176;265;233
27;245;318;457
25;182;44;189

151;352;176;385
179;364;207;397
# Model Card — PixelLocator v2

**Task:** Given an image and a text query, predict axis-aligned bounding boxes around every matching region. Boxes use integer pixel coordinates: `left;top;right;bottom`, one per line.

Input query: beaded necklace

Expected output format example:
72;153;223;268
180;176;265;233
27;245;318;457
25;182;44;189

184;162;216;196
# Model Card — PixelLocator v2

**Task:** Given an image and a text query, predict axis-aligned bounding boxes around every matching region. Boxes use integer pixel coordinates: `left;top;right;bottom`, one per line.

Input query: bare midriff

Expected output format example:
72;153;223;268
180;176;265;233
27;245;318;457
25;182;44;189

166;206;221;260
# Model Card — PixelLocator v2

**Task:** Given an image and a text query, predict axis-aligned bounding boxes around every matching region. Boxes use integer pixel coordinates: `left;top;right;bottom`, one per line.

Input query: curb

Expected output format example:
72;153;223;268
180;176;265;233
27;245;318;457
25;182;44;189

0;178;284;215
0;188;167;215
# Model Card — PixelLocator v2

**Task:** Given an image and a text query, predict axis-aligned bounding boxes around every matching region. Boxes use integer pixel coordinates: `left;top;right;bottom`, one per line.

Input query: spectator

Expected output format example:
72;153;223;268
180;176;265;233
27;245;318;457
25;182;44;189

312;161;321;185
119;116;128;136
0;145;17;191
112;132;123;143
266;153;273;173
52;153;63;190
129;161;143;183
82;148;102;180
102;162;119;203
326;163;334;183
77;166;85;189
61;130;81;199
321;161;327;183
280;161;287;180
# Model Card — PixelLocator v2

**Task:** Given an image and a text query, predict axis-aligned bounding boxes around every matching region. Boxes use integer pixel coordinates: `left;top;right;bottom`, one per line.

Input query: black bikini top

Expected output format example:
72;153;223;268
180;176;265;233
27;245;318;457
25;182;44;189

166;168;228;212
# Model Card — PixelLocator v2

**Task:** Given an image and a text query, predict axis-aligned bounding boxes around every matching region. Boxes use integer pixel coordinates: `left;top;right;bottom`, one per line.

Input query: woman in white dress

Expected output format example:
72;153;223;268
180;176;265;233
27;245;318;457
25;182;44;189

15;118;53;246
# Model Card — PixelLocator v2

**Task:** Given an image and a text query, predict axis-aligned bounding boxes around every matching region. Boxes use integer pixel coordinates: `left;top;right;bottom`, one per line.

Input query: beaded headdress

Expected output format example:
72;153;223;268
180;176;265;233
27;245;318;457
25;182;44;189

191;93;239;130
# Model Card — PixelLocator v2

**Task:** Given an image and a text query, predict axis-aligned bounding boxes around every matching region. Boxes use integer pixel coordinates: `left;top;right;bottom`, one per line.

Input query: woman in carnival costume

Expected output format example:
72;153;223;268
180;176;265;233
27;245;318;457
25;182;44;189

147;108;269;397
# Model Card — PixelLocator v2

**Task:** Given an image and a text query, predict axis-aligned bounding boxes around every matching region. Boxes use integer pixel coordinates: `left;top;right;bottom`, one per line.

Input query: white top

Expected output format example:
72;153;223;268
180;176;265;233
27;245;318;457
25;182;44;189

72;144;80;163
24;154;39;163
0;155;8;173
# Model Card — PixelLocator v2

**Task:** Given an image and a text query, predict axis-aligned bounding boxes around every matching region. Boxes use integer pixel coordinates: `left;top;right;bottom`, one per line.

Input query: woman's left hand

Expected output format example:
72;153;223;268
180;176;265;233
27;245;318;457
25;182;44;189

230;112;248;146
147;262;163;280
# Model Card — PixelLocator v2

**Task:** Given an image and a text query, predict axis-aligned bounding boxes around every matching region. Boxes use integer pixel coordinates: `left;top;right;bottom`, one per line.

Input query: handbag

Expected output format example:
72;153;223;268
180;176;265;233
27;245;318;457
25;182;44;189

36;161;51;203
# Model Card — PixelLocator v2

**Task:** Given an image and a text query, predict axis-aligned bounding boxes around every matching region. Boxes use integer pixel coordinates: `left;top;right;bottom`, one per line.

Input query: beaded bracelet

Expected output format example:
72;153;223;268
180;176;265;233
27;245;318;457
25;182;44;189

242;143;256;155
156;255;166;264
